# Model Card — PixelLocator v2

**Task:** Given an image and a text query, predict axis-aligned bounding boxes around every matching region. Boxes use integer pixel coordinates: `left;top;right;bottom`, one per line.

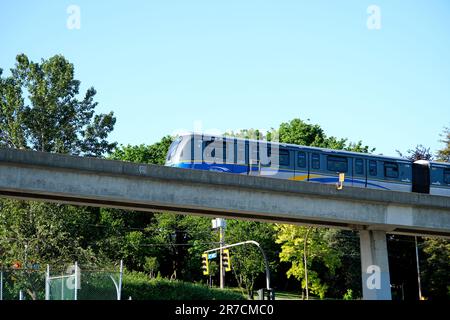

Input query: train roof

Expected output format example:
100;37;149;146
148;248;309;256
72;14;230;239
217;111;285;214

430;160;450;167
181;132;413;163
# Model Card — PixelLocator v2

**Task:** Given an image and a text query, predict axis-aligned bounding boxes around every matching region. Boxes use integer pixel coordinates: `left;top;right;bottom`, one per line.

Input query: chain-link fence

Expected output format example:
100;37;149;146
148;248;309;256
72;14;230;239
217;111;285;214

0;261;123;300
0;268;46;300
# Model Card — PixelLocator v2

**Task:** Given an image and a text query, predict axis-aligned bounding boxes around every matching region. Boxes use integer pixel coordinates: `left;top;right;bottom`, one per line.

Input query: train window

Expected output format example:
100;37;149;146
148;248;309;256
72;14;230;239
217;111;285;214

312;153;320;169
369;160;377;176
203;139;226;163
259;143;271;166
444;169;450;184
327;156;348;173
222;141;227;162
297;152;306;168
384;162;399;178
279;149;290;166
204;140;215;158
355;159;364;175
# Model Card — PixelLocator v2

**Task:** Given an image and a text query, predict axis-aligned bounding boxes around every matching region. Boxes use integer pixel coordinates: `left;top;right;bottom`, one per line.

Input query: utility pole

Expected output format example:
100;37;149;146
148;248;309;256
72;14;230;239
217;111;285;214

219;220;225;289
303;227;312;300
415;236;423;300
212;218;226;289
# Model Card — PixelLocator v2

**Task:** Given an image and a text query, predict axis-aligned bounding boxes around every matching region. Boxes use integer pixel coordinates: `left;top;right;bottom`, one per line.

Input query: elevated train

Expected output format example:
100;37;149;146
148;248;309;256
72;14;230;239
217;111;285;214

165;133;450;197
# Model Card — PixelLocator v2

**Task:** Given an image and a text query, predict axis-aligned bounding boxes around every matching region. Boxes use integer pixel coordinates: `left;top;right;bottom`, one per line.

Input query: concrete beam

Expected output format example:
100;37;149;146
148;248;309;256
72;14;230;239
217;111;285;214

0;148;449;237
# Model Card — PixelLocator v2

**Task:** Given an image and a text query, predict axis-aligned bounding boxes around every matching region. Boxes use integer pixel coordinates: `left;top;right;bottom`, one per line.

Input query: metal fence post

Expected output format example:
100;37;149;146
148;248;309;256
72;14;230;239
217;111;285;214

61;272;64;300
0;270;3;300
45;264;50;300
74;262;78;301
118;260;123;300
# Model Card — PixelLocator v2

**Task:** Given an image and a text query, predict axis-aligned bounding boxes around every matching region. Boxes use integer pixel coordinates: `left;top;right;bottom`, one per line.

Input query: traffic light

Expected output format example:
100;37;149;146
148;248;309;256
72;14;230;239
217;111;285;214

222;249;231;272
201;253;209;275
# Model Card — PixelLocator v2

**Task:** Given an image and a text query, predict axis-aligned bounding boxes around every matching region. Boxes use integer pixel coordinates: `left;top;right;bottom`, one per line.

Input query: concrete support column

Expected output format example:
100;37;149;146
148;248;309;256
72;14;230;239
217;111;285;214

359;230;392;300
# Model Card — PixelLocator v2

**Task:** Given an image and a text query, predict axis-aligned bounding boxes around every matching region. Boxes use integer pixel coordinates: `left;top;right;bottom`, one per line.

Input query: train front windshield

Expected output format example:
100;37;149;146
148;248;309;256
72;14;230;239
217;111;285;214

166;136;183;164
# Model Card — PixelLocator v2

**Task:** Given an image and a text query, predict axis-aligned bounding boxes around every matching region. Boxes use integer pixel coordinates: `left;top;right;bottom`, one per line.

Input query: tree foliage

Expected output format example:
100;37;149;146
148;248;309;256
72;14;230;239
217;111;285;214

397;145;433;161
420;238;450;300
279;118;375;153
275;225;341;298
108;136;173;165
0;200;100;299
0;54;117;299
437;126;450;162
226;118;375;153
0;54;116;156
225;220;279;299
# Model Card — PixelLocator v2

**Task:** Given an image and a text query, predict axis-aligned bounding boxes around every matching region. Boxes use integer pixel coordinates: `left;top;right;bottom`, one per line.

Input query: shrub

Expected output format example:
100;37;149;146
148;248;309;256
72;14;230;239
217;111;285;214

122;272;245;300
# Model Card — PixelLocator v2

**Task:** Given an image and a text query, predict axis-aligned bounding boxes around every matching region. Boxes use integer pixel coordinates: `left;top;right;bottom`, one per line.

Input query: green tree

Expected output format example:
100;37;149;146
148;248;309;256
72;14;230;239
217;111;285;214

0;68;25;148
109;136;173;165
0;54;117;299
323;230;362;299
148;213;214;281
225;220;279;299
437;126;450;161
279;118;327;147
275;225;341;299
143;256;160;278
278;118;375;152
93;206;159;272
1;54;116;155
397;144;433;161
225;128;264;140
0;200;100;299
420;238;450;300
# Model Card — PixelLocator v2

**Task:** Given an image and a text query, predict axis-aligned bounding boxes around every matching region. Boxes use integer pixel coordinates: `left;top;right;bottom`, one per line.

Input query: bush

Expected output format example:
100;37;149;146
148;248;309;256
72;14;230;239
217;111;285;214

122;272;245;300
343;289;353;300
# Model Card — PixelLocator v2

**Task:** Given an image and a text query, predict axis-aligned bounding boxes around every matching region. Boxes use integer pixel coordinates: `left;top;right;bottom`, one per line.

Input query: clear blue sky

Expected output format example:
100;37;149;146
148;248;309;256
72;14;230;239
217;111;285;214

1;1;449;156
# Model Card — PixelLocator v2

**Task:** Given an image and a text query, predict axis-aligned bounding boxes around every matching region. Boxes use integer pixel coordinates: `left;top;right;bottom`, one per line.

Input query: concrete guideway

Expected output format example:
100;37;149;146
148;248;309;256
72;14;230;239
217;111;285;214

1;148;449;300
0;148;448;237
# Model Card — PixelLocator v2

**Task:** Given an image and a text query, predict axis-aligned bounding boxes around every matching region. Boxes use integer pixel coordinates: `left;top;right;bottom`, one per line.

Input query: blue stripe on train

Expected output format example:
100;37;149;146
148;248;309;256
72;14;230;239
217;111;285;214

171;162;392;190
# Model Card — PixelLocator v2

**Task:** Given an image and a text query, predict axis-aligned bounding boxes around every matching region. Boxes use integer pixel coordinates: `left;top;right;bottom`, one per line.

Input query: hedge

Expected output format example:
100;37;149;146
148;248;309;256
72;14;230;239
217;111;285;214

122;272;245;300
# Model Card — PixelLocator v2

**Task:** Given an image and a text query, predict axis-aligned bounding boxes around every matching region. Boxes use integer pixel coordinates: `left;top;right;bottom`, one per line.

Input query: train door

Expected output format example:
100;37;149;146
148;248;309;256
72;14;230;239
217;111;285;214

294;150;308;181
353;158;366;188
347;157;353;187
259;141;272;177
271;147;293;179
309;152;321;183
248;140;258;175
324;154;349;186
366;159;379;190
236;139;248;175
